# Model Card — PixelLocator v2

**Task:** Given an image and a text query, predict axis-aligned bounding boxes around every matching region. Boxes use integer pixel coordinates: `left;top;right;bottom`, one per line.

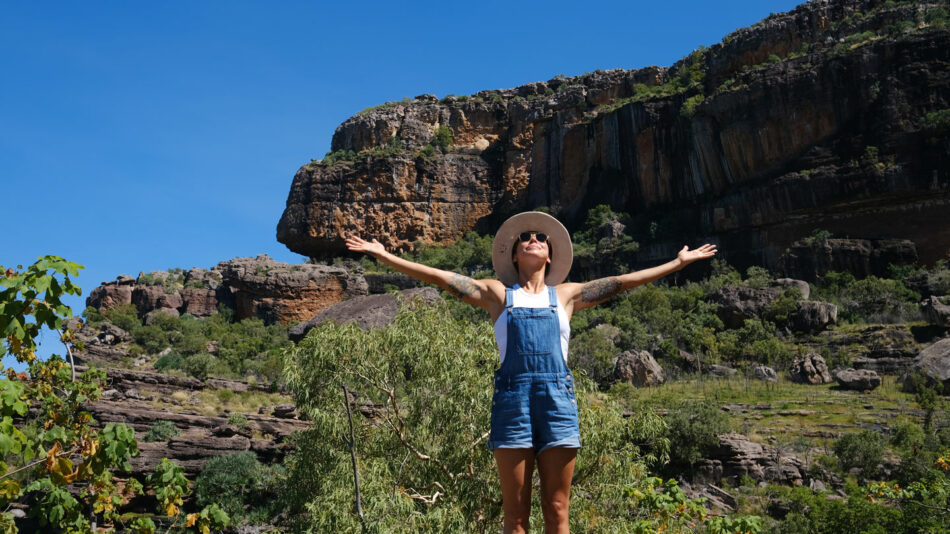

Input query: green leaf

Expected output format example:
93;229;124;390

33;276;50;295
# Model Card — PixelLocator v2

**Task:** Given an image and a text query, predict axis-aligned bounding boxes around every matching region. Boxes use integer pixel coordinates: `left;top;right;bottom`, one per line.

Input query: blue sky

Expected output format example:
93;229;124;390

2;0;803;358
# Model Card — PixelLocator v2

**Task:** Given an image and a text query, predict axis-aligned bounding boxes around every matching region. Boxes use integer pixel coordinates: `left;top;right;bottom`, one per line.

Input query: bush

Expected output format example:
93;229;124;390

663;401;731;470
431;125;454;152
195;451;277;523
834;429;885;479
144;420;180;442
101;303;141;332
132;324;169;354
226;413;249;429
182;353;220;380
569;327;620;387
154;351;184;372
282;300;661;532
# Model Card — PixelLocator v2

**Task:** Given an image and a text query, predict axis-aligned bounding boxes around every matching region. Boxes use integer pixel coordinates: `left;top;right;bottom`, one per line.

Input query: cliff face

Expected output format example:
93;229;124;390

87;255;368;325
278;0;950;274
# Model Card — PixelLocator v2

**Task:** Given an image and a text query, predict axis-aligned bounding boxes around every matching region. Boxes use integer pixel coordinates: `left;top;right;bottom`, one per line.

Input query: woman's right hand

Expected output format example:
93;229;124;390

345;236;387;257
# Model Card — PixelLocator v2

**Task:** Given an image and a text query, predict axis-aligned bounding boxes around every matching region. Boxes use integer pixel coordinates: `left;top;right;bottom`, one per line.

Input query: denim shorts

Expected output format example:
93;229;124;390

487;372;581;454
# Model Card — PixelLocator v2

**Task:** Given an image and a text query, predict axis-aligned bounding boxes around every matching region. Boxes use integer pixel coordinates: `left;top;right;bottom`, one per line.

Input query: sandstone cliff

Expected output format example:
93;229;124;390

86;254;368;325
278;0;950;276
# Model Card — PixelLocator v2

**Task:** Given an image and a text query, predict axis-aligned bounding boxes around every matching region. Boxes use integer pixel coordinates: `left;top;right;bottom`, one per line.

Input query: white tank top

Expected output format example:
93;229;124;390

493;286;571;364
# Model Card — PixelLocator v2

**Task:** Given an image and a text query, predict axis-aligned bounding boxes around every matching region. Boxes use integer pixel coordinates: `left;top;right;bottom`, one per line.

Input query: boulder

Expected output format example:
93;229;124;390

708;364;738;378
789;353;832;384
923;296;950;327
273;403;297;419
706;432;805;486
613;350;664;387
86;282;134;310
180;288;219;316
289;287;441;341
710;286;781;329
773;278;810;300
789;301;838;332
752;366;778;382
899;338;950;392
132;285;183;315
834;368;881;391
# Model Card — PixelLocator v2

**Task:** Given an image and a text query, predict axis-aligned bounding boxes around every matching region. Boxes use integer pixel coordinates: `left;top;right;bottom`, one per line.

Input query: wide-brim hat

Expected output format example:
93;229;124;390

492;212;573;287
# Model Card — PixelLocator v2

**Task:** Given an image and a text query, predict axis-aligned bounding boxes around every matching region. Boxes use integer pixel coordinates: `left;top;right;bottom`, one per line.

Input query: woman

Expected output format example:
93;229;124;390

346;211;717;534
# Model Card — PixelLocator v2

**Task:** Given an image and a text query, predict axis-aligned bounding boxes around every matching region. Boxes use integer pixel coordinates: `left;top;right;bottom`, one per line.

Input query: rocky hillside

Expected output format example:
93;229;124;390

278;0;950;277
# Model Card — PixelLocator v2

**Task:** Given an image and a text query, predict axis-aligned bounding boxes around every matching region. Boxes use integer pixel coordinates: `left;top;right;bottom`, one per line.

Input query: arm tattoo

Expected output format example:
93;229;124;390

581;277;622;303
448;274;479;298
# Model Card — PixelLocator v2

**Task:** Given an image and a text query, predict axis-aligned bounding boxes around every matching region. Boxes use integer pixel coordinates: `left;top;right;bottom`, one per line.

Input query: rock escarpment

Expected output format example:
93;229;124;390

279;0;950;279
86;255;368;325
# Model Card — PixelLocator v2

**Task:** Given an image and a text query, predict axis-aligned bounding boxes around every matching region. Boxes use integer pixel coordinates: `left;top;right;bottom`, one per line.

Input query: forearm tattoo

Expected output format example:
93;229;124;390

448;274;479;298
581;277;622;303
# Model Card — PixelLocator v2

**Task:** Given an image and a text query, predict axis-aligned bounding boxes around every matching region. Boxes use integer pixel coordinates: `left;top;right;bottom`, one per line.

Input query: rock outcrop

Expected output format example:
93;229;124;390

900;337;950;392
789;352;833;384
834;368;882;390
79;366;308;478
86;255;369;325
698;432;806;486
289;287;441;341
613;350;665;387
278;0;950;279
820;323;919;373
923;295;950;327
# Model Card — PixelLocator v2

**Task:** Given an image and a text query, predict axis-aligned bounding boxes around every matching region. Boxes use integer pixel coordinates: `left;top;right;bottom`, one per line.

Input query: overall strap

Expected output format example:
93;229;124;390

505;286;515;308
547;286;559;308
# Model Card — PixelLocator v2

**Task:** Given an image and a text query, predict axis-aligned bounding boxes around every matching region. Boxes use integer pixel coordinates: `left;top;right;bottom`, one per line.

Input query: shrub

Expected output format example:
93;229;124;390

132;325;169;354
663;401;731;470
101;303;141;332
226;413;249;429
154;351;184;372
144;420;180;442
570;327;620;387
195;451;277;523
834;429;885;479
431;125;454;152
182;353;220;380
680;94;704;117
745;266;772;289
216;389;235;403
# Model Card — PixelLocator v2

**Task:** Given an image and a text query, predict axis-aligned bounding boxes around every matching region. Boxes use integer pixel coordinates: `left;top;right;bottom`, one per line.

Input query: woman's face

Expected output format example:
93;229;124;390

512;233;551;269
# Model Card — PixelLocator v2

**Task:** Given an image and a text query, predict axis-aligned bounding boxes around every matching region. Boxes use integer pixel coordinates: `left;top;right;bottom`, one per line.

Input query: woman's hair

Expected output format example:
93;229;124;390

511;239;553;276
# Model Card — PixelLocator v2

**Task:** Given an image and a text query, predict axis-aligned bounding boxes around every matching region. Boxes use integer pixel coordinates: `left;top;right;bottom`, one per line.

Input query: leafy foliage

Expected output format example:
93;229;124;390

195;451;281;523
834;429;885;479
144;420;180;443
282;300;723;533
0;256;229;532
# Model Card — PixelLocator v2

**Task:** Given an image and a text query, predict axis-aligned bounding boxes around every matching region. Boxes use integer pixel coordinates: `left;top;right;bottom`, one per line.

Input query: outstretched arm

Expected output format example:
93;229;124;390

345;236;505;314
562;244;718;313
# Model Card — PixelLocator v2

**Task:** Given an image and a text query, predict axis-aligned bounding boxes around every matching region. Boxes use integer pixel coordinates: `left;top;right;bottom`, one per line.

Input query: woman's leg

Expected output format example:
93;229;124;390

536;447;577;534
494;448;535;534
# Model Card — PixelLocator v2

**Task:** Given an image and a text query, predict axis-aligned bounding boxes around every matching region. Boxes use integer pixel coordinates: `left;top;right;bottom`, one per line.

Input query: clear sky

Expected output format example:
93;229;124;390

1;0;803;358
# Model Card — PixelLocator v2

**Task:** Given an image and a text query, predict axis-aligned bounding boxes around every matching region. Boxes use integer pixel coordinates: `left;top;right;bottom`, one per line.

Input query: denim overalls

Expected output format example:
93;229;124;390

487;285;582;453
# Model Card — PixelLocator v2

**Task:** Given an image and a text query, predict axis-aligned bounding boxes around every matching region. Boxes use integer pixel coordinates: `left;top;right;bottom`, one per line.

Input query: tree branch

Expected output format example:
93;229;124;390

342;385;366;527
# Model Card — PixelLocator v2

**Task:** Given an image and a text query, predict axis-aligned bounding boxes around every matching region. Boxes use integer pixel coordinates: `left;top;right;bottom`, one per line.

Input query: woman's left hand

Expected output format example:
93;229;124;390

677;244;718;265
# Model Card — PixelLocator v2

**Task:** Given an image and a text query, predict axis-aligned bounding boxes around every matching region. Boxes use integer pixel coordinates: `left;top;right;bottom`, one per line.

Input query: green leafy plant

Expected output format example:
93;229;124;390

144;420;180;443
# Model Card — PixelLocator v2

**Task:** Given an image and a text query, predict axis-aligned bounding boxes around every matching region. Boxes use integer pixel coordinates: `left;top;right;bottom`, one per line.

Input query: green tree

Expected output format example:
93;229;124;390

282;299;689;533
0;256;228;532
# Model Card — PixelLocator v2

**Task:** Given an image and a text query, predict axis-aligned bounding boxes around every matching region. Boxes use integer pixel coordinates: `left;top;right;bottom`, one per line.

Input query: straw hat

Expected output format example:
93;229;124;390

492;212;573;287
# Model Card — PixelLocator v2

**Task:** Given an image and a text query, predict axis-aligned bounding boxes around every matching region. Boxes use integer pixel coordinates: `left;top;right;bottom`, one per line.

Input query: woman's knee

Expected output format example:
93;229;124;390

541;495;569;524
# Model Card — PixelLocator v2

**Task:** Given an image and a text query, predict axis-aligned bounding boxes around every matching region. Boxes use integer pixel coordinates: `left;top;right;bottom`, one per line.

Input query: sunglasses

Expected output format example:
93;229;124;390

518;232;548;243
